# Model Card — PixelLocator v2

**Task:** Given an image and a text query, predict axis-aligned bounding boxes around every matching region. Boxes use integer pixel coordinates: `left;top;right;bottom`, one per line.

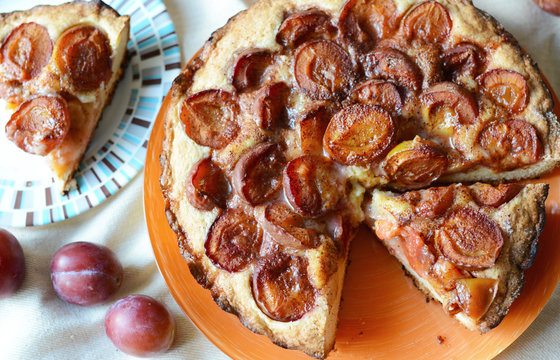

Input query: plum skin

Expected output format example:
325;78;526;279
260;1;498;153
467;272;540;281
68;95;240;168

105;294;176;357
50;241;123;306
0;229;25;298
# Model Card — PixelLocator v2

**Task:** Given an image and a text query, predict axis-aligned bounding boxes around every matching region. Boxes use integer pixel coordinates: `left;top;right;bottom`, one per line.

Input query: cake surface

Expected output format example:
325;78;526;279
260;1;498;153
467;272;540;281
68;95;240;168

0;0;130;191
160;0;558;358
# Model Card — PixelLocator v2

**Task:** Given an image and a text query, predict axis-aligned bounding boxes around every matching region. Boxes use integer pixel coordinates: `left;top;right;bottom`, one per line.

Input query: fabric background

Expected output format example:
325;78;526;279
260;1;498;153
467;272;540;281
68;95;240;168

0;0;558;359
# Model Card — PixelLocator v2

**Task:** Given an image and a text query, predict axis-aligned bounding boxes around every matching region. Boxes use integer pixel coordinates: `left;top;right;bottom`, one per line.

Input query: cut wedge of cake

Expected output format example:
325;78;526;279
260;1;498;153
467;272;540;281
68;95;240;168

364;183;548;332
0;0;129;192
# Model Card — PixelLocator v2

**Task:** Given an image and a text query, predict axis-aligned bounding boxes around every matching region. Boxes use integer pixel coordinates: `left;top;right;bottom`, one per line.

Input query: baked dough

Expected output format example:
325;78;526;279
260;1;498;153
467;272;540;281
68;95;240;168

160;0;559;358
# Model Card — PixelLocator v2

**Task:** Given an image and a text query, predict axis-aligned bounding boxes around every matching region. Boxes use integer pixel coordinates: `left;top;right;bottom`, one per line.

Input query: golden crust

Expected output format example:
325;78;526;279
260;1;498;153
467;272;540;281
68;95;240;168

0;0;130;192
160;0;558;358
476;183;547;331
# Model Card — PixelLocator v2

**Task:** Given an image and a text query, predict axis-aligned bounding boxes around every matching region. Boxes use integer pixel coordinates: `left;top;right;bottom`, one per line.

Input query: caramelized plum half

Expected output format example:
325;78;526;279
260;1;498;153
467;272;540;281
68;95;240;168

185;158;230;211
326;213;355;253
442;42;485;79
421;82;478;126
414;43;445;87
295;39;355;100
284;155;344;217
324;104;395;165
401;226;436;278
363;48;422;91
205;209;263;273
479;119;542;170
338;0;399;47
401;1;452;44
254;82;290;130
232;143;284;204
252;253;316;322
180;89;239;149
1;22;52;81
436;208;504;269
455;278;499;321
5;96;70;155
233;143;284;205
401;186;454;219
478;69;528;114
352;79;403;112
338;0;372;49
276;9;337;48
374;219;401;242
54;25;112;91
298;106;331;155
231;49;273;92
432;258;469;291
469;183;523;208
384;137;448;189
255;203;319;250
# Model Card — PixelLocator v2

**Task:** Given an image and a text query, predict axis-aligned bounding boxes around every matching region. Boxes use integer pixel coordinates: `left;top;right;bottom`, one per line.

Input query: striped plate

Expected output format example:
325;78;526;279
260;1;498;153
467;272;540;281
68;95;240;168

0;0;181;227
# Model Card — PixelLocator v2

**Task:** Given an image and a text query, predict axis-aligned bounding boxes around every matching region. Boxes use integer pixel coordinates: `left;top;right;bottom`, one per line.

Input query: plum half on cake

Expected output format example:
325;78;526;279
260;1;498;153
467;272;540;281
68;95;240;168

160;0;559;358
0;0;129;192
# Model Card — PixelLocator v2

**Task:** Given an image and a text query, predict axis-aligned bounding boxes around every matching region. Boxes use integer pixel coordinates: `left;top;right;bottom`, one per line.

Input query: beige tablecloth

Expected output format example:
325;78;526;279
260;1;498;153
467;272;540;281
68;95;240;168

0;0;559;359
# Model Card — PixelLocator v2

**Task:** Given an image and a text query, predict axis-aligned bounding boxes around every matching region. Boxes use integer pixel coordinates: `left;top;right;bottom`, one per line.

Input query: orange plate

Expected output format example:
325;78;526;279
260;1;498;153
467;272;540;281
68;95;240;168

144;65;560;358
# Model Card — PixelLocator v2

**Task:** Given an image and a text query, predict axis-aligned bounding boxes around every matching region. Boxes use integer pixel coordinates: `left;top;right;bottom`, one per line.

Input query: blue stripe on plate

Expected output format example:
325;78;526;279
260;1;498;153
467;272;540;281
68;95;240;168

105;154;121;169
161;36;178;48
123;133;141;146
105;181;117;194
75;174;89;192
42;209;50;225
138;36;158;49
158;23;174;38
98;162;112;178
65;202;77;218
116;143;133;156
140;96;160;105
122;163;137;179
132;19;150;34
163;47;180;56
93;188;105;204
119;0;136;15
130;158;143;170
